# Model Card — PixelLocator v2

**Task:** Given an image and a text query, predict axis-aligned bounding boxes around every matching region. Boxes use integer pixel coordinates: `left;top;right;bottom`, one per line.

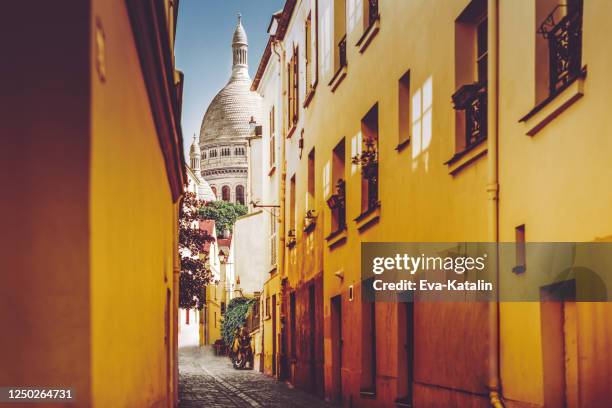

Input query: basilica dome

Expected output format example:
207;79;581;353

197;15;262;205
199;16;262;145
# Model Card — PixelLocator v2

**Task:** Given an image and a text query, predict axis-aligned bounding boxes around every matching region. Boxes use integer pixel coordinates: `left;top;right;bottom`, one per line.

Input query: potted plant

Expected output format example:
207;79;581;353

352;138;378;182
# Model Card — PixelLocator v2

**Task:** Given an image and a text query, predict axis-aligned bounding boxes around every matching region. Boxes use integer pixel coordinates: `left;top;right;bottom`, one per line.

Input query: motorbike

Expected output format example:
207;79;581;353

230;327;253;370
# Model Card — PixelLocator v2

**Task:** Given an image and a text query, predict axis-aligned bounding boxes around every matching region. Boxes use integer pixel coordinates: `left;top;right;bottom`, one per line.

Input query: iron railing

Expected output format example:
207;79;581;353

452;82;488;149
327;179;346;234
538;4;583;95
338;35;347;69
367;177;378;212
368;0;379;26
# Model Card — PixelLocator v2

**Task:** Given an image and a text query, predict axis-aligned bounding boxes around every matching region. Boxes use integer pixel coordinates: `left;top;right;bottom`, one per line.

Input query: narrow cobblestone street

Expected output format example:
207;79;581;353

178;345;336;408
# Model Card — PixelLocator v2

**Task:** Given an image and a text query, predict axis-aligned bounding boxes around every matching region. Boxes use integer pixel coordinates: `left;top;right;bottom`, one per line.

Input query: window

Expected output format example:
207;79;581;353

453;0;487;153
221;185;230;202
290;292;296;359
287;46;299;130
357;104;379;214
514;225;526;274
211;186;217;198
202;150;207;159
234;146;245;156
305;13;313;94
477;17;488;83
413;77;433;159
265;296;271;318
307;148;315;210
360;300;376;394
269;106;276;168
535;0;583;101
289;175;296;240
251;299;260;331
235;185;245;205
333;0;347;73
209;149;217;158
221;147;231;157
327;139;346;236
398;70;411;149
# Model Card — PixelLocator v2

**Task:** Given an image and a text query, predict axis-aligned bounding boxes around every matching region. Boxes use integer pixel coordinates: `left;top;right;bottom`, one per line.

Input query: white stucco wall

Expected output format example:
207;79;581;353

233;210;266;296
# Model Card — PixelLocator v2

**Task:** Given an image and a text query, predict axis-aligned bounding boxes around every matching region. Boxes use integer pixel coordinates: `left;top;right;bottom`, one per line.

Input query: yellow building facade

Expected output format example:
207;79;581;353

2;1;185;407
251;0;612;406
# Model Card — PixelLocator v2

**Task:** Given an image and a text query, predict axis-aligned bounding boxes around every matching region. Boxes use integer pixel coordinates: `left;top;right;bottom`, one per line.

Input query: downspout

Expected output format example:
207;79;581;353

487;0;504;407
272;37;287;380
272;38;286;280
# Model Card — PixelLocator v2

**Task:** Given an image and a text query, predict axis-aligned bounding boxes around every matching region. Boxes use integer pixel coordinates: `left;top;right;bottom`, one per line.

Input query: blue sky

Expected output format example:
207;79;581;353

175;0;285;156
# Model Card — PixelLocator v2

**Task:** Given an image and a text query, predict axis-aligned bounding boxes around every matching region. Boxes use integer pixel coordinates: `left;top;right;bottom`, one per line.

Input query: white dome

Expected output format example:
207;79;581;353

199;79;262;144
198;177;217;202
199;15;261;145
232;19;248;45
197;15;261;205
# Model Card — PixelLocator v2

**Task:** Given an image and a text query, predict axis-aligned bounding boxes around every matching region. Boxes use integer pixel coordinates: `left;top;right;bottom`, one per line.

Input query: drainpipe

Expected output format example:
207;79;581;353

486;0;504;407
272;38;286;281
272;37;287;380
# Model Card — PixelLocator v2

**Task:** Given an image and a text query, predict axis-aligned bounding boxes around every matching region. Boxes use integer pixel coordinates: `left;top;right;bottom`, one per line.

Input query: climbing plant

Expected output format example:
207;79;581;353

221;297;255;347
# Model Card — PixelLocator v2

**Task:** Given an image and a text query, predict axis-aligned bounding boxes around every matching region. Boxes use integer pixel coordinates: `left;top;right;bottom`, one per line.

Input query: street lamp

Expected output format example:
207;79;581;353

248;115;262;137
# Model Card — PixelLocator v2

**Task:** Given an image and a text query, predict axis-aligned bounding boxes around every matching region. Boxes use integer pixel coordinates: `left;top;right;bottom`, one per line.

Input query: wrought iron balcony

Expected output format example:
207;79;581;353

538;4;583;95
452;82;487;150
366;175;379;212
326;179;346;233
338;35;347;69
367;0;379;26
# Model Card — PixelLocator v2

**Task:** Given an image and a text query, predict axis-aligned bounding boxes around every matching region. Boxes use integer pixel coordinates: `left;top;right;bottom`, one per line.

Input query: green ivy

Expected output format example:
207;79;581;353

221;297;255;347
199;201;248;237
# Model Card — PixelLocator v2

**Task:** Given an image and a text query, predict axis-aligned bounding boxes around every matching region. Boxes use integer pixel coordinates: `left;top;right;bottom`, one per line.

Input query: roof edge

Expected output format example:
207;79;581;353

251;0;297;91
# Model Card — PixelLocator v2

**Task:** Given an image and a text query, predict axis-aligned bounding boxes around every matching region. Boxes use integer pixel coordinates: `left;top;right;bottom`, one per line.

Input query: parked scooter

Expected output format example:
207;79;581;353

230;326;253;369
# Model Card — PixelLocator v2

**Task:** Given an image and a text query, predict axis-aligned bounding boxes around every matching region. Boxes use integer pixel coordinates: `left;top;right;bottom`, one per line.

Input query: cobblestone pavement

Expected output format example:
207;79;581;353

179;345;337;408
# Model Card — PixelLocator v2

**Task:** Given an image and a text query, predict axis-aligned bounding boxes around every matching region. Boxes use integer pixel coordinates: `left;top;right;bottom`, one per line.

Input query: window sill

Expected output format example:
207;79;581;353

268;165;276;177
360;389;377;399
395;138;410;153
444;139;487;176
355;202;381;232
519;70;586;136
328;65;347;92
325;226;347;249
395;397;413;407
287;125;297;139
303;86;316;108
356;17;380;53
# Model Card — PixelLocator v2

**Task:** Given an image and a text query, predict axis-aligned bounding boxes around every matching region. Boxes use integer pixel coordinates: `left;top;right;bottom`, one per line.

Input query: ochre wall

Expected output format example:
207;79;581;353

89;0;176;406
286;0;491;405
498;0;612;406
261;273;282;377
